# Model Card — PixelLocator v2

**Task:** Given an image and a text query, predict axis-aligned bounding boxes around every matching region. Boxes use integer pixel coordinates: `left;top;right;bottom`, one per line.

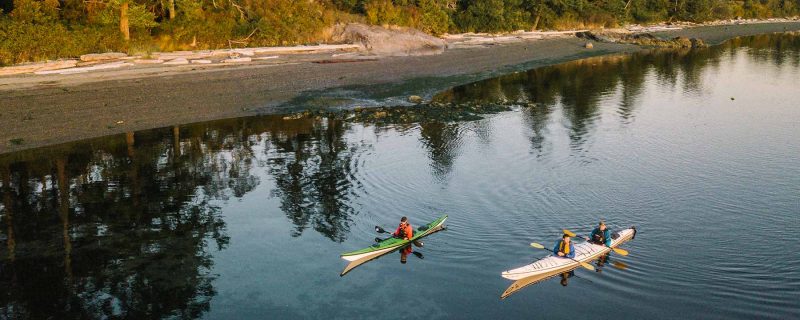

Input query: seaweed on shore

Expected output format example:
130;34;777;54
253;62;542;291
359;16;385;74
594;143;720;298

281;100;537;125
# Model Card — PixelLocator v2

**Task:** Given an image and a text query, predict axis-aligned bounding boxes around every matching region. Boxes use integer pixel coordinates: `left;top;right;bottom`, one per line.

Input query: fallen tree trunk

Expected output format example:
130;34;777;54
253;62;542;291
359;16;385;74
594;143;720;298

0;60;78;76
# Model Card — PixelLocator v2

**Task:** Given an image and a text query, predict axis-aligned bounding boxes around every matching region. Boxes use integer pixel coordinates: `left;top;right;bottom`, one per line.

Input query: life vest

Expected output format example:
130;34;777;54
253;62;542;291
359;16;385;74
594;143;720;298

559;240;571;254
592;229;606;244
395;223;413;240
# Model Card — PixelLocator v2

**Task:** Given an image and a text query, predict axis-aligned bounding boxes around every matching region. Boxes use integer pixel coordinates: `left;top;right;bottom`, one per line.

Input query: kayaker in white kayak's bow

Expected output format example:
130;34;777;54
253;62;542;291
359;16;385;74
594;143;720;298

553;234;575;258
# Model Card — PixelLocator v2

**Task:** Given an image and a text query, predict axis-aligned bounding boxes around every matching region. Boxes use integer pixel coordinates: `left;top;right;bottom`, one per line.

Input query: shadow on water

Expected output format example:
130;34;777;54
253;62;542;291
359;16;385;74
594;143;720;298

0;32;798;318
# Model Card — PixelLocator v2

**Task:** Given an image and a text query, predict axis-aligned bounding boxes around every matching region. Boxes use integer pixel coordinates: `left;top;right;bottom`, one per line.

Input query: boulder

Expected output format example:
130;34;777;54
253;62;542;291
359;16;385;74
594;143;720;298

673;37;693;48
584;42;594;49
690;38;707;48
408;95;423;104
330;23;446;56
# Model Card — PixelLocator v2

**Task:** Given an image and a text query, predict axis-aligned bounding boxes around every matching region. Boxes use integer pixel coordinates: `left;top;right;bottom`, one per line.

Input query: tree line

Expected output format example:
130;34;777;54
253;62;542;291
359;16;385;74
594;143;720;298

1;0;798;65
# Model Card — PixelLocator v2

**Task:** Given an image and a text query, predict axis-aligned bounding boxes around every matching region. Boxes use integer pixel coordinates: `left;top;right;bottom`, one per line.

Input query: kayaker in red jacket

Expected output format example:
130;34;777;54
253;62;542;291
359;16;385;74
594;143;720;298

393;216;413;240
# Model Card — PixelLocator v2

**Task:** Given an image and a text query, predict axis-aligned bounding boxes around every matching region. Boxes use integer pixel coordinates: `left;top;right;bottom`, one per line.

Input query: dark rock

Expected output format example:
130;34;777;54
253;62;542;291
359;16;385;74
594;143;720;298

690;38;707;48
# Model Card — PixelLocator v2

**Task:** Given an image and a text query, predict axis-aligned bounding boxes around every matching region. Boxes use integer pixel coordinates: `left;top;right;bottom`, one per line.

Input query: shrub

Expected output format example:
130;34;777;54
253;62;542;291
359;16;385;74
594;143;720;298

249;0;335;46
418;0;452;35
0;20;124;65
456;0;530;33
364;0;418;27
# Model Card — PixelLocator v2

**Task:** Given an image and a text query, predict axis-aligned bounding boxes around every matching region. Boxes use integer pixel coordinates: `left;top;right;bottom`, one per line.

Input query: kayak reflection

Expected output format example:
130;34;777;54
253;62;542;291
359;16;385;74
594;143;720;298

559;271;575;286
400;241;425;264
501;251;630;298
595;253;609;271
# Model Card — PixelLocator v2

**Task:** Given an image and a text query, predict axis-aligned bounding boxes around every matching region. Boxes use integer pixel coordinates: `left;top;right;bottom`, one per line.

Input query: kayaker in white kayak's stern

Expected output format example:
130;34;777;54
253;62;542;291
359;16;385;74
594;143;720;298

589;221;612;247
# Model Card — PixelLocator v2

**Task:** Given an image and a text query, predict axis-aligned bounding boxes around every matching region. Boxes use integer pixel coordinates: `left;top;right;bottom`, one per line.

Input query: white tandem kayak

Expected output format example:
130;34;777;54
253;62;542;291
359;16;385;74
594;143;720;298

501;227;636;281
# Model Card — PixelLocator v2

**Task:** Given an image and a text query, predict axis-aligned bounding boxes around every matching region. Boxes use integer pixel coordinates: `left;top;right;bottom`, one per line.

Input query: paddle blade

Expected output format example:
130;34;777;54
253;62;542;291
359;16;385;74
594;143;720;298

530;242;546;249
375;226;389;234
412;251;424;259
579;261;596;271
612;261;629;270
612;247;629;256
563;229;577;237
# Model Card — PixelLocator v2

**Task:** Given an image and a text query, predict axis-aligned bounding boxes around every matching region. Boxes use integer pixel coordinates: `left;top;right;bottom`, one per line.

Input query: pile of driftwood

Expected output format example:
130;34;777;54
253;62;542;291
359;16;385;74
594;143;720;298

443;30;587;48
0;44;361;76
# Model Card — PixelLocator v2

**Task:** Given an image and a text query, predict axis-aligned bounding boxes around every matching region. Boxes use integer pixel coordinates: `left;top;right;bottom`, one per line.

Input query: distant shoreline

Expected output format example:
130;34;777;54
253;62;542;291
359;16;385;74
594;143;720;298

1;21;799;155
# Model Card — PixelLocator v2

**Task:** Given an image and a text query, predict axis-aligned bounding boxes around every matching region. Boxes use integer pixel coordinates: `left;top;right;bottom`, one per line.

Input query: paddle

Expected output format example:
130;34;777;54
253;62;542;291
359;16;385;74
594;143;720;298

611;260;628;270
530;242;595;271
375;225;425;246
375;226;391;234
372;236;424;259
376;224;430;234
563;229;629;256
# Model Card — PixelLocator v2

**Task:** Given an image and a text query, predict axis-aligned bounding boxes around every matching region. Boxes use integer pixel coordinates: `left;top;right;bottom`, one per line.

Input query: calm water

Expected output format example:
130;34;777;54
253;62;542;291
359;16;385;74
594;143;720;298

1;34;799;319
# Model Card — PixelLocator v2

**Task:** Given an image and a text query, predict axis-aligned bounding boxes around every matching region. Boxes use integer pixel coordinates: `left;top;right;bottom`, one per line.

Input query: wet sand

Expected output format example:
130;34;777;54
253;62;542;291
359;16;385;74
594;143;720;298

1;22;799;154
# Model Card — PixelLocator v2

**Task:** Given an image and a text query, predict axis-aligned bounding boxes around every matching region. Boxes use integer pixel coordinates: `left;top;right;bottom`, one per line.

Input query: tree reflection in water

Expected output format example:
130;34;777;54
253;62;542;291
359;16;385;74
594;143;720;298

433;33;800;155
266;118;357;242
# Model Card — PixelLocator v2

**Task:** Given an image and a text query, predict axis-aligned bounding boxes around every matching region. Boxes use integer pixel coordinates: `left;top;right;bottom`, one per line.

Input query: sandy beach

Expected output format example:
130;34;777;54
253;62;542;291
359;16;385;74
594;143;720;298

1;21;799;154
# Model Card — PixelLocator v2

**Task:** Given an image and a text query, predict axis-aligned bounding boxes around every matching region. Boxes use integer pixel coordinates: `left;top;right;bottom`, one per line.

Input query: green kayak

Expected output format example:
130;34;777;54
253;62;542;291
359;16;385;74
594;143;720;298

340;215;447;275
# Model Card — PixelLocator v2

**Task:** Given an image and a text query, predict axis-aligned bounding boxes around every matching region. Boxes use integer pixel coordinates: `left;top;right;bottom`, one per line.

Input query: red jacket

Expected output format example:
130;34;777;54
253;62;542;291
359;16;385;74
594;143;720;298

393;223;413;240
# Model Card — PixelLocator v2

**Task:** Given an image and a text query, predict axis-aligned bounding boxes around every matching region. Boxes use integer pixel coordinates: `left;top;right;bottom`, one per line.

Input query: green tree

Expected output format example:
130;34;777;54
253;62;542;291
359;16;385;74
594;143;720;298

457;0;530;32
8;0;58;23
418;0;452;34
98;0;157;40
